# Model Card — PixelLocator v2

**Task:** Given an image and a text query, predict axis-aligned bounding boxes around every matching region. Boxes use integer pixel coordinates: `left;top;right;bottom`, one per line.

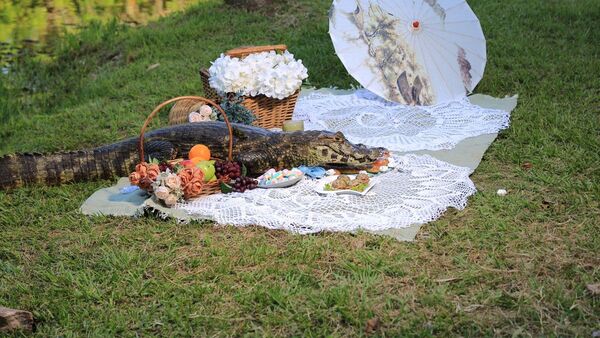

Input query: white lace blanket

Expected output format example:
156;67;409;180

293;89;511;152
179;155;476;234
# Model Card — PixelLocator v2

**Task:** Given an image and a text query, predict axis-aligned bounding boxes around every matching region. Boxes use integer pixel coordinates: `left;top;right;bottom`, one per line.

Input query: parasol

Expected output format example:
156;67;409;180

329;0;486;105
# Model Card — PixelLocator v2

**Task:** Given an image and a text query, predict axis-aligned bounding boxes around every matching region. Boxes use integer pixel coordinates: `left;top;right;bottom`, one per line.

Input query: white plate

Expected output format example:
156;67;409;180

258;175;303;189
314;175;376;196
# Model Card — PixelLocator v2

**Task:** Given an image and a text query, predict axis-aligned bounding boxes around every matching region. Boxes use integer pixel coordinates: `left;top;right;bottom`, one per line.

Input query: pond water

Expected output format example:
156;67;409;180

0;0;201;71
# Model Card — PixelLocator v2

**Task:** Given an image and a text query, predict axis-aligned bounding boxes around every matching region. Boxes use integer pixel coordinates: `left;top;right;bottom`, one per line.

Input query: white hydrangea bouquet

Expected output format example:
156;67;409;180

208;50;308;100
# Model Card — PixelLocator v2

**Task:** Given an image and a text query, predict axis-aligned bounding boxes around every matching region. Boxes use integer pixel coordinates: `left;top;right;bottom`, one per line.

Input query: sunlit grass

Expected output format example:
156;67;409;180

0;0;599;336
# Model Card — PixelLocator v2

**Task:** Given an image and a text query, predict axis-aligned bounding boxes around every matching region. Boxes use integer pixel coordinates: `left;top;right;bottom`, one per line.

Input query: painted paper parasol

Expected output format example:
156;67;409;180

329;0;486;105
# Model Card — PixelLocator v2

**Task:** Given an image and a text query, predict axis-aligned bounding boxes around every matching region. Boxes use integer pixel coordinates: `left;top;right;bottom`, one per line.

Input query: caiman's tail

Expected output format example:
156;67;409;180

0;150;136;190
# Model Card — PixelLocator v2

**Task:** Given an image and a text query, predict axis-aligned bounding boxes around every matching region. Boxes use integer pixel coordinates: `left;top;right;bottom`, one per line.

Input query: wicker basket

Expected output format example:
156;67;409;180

179;44;300;129
167;99;208;125
139;96;234;197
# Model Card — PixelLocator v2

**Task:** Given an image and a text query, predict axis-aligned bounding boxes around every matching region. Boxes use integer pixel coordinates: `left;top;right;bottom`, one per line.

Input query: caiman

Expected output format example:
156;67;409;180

0;122;386;189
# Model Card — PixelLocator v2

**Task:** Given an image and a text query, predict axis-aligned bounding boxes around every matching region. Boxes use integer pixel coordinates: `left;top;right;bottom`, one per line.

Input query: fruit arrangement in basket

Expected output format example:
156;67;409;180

131;95;259;207
129;143;259;207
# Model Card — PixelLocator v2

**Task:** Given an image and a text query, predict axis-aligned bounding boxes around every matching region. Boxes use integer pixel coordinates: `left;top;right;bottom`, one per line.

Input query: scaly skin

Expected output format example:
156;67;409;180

0;122;386;189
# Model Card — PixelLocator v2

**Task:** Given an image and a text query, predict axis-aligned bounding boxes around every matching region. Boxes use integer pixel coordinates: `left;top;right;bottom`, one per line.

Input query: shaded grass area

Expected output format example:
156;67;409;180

0;0;599;335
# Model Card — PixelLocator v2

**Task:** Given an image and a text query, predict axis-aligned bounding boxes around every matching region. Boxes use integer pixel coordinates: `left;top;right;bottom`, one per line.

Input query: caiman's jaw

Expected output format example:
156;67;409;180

310;131;386;171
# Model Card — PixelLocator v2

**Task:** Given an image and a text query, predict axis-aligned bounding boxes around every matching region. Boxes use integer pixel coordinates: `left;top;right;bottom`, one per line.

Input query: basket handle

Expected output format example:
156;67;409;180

225;44;288;58
139;96;233;163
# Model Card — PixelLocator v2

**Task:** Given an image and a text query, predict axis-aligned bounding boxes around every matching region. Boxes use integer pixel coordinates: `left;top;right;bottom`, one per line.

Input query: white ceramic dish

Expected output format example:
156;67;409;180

314;175;376;196
258;175;303;189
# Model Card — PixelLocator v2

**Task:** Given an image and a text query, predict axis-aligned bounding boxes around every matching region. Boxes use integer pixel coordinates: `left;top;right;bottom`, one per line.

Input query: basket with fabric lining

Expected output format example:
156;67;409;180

140;96;234;197
168;45;300;129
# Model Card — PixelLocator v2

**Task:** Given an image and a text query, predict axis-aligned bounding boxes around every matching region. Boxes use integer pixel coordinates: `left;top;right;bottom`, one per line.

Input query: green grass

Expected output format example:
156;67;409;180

0;0;599;336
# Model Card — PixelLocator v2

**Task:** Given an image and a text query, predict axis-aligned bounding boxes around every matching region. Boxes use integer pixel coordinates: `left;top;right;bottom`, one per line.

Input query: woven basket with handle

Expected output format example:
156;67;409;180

140;96;234;197
169;45;300;129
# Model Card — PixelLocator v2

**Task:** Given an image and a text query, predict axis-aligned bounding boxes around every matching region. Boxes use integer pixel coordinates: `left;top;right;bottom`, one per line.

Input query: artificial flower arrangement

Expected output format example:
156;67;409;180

208;50;309;100
187;94;257;126
129;161;206;207
128;144;259;207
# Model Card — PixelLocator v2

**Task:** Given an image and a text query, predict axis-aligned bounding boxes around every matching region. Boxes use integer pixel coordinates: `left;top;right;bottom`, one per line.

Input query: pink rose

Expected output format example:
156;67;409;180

154;186;170;200
183;178;204;199
132;162;162;192
178;168;194;186
189;112;202;123
178;168;205;199
164;174;182;190
129;171;141;185
138;178;154;192
199;105;213;119
164;194;179;207
147;164;160;181
135;163;149;177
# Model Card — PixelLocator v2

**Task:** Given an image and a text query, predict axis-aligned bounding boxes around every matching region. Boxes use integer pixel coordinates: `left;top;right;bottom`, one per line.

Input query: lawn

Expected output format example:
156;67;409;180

0;0;599;336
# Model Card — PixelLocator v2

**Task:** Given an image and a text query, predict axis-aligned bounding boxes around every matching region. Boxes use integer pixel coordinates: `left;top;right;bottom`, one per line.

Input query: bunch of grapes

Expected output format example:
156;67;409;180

232;176;258;193
215;160;242;180
159;162;174;172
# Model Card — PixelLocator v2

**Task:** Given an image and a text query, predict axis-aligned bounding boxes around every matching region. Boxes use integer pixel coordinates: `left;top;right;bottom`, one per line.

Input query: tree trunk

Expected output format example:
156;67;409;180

0;306;34;333
154;0;165;16
125;0;139;20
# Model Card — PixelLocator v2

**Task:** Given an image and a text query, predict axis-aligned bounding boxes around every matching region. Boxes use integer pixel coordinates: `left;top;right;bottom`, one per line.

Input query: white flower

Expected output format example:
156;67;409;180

164;174;182;190
496;189;508;196
208;51;308;99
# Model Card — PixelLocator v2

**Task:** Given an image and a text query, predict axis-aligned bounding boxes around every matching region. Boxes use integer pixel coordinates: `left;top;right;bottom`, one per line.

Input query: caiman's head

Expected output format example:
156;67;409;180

305;131;386;172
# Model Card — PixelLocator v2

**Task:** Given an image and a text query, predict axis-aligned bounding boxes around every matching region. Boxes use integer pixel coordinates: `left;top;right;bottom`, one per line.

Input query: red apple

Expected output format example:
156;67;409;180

180;160;194;168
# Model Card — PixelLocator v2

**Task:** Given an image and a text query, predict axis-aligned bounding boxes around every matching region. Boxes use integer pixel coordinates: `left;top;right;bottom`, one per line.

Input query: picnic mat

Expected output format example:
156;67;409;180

81;91;517;241
295;89;513;153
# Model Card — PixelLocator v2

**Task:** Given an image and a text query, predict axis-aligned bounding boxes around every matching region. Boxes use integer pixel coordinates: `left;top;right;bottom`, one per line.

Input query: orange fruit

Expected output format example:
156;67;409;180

188;144;211;161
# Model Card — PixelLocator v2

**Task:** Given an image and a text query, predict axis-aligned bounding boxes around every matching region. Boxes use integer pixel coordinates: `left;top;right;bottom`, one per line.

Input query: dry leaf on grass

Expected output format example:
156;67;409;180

365;317;381;334
586;283;600;295
435;277;462;283
455;303;485;313
147;63;160;71
521;162;533;170
463;304;485;312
